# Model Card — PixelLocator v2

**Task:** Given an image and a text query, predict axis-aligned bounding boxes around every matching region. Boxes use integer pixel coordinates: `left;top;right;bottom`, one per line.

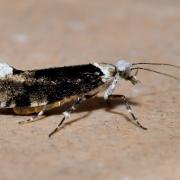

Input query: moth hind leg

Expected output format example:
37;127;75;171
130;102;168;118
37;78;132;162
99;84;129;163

18;101;62;124
49;96;83;137
18;108;46;125
48;93;98;137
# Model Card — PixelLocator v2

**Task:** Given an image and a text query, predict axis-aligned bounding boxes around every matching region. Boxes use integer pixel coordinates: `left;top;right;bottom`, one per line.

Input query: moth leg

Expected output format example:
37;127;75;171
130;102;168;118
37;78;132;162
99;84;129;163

18;108;46;125
104;76;119;101
49;96;83;137
109;95;147;130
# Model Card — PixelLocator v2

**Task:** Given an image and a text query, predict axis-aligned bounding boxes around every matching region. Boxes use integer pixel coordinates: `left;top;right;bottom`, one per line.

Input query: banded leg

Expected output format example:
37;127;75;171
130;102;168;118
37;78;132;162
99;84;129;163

104;76;119;100
49;97;83;137
109;95;147;130
18;109;46;125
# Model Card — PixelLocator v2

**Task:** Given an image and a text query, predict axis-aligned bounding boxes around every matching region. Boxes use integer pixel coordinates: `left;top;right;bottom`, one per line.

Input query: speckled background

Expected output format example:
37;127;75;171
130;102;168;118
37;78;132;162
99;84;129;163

0;0;180;180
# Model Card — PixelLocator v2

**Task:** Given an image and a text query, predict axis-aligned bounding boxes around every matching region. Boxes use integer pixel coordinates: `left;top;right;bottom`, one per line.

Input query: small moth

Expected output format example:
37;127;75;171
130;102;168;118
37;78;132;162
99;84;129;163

0;60;179;137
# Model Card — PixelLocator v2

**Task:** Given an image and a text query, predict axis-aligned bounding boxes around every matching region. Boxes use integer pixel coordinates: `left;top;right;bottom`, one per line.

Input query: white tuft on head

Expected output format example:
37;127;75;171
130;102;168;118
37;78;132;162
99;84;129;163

0;62;13;78
115;60;132;72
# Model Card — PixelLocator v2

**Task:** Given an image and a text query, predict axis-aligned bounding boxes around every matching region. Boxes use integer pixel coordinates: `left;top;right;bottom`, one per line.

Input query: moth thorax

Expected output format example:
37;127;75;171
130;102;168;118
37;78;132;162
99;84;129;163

93;62;116;79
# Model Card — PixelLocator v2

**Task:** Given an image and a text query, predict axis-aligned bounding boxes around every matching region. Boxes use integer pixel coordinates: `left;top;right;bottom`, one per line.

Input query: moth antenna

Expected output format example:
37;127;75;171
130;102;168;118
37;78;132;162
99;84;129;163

131;67;180;81
132;62;180;69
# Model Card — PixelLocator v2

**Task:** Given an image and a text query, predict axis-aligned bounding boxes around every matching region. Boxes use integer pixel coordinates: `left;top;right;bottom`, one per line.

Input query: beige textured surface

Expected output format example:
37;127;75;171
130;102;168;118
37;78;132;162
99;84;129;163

0;0;180;180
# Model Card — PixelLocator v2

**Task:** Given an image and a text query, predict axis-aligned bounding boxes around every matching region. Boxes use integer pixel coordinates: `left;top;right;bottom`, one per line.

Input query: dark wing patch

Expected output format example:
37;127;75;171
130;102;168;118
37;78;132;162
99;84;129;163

29;64;105;104
32;64;103;81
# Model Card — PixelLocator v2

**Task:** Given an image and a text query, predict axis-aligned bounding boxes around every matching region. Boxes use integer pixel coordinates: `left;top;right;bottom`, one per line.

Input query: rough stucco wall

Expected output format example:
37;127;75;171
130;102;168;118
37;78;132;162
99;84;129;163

0;0;180;180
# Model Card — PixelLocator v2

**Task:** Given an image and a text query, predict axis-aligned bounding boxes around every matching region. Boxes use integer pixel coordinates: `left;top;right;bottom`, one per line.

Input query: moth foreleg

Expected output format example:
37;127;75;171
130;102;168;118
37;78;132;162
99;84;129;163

104;76;119;100
109;95;147;130
49;96;84;137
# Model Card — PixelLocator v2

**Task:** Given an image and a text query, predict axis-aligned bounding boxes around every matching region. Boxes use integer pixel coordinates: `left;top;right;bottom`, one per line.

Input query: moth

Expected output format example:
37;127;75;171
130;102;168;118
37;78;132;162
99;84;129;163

0;60;179;137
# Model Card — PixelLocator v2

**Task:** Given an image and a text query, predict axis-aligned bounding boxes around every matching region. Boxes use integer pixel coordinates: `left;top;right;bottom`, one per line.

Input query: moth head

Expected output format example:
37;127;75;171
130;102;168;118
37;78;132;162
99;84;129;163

115;60;139;84
115;60;180;84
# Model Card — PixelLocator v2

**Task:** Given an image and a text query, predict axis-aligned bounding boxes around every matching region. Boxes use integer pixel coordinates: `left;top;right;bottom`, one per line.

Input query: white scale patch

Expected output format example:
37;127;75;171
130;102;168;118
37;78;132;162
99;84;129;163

93;62;112;82
0;102;6;108
115;60;132;72
0;62;13;78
